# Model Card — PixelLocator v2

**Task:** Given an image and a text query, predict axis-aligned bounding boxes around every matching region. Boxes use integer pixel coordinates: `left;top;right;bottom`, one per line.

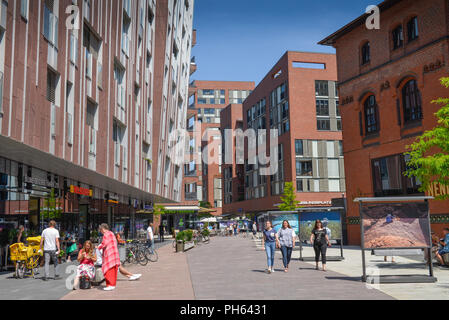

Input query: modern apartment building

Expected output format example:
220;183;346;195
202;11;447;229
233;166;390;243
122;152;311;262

319;0;449;244
221;51;345;216
0;0;195;239
185;80;255;216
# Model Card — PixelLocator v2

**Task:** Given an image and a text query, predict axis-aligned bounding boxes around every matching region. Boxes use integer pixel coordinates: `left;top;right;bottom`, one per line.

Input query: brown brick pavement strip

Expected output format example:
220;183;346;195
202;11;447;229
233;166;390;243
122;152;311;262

61;243;194;300
186;236;395;300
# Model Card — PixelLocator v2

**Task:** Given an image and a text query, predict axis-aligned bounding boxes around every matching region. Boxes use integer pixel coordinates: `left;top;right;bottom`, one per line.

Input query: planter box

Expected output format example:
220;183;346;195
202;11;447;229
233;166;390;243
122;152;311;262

183;241;195;252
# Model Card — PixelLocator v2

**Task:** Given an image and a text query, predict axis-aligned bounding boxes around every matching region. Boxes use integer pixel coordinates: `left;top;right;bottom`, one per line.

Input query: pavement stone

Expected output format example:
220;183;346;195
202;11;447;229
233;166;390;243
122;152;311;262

186;236;393;300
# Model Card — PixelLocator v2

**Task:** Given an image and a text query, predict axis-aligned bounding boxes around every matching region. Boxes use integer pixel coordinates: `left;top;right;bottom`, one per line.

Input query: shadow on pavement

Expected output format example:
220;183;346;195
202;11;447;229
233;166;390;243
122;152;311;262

324;276;363;282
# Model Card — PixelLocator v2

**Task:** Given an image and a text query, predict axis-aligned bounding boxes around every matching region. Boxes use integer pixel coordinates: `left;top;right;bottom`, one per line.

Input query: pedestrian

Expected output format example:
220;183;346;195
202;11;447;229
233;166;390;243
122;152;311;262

234;224;238;236
435;228;449;266
72;240;97;290
14;225;25;244
39;220;61;281
310;220;331;272
252;222;258;239
97;223;120;291
160;225;165;243
277;220;296;273
261;221;278;274
147;222;155;250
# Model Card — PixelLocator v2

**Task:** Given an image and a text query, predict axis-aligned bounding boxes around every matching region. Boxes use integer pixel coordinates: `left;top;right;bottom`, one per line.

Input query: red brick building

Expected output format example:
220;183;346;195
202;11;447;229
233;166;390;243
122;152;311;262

0;0;196;237
221;51;345;216
320;0;449;245
185;80;255;216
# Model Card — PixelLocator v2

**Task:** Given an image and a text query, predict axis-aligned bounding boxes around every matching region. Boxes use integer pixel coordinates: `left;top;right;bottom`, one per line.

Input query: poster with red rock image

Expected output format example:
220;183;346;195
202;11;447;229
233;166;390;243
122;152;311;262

361;202;431;249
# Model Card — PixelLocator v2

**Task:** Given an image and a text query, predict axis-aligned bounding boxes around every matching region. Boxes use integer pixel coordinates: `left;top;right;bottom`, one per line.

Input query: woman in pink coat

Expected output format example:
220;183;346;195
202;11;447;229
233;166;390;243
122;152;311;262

97;223;121;291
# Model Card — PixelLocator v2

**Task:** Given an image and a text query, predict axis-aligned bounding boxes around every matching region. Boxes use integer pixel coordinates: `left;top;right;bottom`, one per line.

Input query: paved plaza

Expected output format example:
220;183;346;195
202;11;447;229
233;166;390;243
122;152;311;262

2;236;449;300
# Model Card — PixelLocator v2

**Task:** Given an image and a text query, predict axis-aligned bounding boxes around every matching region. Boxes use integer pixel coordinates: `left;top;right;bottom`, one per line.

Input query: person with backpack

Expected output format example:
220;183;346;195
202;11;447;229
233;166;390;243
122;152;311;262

276;220;296;273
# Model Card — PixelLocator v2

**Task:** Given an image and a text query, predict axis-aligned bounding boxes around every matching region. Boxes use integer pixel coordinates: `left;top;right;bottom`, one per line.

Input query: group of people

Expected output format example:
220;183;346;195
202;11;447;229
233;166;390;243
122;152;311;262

261;220;331;273
39;221;142;291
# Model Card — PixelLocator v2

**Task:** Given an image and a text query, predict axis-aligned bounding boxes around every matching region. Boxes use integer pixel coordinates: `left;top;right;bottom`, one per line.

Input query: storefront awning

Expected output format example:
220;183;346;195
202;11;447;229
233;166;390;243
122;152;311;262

0;135;174;204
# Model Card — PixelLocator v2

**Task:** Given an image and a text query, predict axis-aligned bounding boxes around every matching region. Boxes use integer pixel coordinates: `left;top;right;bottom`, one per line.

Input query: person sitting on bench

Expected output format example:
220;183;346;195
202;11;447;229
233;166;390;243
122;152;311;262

435;228;449;266
73;240;97;290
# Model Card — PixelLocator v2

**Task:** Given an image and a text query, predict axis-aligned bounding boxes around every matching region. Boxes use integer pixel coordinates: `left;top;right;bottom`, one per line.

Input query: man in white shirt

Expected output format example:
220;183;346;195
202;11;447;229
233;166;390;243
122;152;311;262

147;222;154;250
40;220;61;281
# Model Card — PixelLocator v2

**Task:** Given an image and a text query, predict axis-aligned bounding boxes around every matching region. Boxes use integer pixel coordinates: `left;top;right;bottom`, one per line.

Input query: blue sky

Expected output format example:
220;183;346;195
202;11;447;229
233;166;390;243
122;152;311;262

192;0;378;84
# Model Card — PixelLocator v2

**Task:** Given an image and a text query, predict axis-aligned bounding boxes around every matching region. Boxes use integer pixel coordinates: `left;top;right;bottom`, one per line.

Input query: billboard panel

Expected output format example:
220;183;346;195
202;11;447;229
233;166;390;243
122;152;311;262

361;202;430;249
299;211;342;241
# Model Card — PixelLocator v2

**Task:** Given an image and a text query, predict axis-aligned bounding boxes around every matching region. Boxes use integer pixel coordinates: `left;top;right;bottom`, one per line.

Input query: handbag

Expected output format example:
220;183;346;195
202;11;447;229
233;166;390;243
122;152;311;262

79;275;91;290
67;243;77;254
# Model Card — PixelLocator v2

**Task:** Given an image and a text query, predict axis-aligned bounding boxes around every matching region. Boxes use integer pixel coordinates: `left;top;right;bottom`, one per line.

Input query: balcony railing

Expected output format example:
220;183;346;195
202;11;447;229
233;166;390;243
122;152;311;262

185;192;197;201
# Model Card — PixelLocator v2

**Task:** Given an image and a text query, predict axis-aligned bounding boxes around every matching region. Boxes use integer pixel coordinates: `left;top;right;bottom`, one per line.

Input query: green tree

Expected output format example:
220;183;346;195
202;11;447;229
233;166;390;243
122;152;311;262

405;77;449;200
153;205;166;215
279;182;300;211
199;201;212;209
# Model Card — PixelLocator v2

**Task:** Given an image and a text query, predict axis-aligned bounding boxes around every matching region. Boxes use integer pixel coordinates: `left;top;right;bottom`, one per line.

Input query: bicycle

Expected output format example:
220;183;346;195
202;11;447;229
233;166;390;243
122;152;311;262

144;245;158;262
123;240;147;266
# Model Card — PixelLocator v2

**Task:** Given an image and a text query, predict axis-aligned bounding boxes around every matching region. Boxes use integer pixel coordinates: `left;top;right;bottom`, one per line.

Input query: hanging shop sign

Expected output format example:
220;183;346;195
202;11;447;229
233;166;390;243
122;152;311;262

70;185;93;197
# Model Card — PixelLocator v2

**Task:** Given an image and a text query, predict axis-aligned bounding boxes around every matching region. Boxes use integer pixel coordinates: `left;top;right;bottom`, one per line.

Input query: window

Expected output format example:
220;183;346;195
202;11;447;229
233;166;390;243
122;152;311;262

315;81;329;97
296;160;313;176
317;119;330;131
407;17;419;42
392;25;403;49
197;98;206;104
372;154;422;197
364;95;379;134
202;89;214;96
295;140;304;156
46;69;58;103
296;179;303;192
361;42;370;65
20;0;28;20
316;100;329;116
338;141;343;156
402;80;422;123
337;119;342;131
43;0;58;47
187;117;195;131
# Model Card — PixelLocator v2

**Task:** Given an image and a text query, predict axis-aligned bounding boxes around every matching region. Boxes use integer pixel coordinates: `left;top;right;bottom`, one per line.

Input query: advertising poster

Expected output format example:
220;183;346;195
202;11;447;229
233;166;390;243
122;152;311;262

299;211;341;241
270;214;299;234
361;202;430;249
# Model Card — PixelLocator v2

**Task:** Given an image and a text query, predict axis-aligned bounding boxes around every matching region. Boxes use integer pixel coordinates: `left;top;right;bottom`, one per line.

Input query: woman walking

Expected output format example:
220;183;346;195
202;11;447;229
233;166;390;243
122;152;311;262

261;221;278;274
277;220;296;273
72;241;96;290
310;220;331;271
97;224;121;291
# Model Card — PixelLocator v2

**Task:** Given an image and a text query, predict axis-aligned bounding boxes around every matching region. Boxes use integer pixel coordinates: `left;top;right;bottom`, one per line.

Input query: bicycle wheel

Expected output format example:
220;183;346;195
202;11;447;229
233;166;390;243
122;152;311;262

148;248;158;262
16;262;25;279
203;236;210;244
137;250;148;266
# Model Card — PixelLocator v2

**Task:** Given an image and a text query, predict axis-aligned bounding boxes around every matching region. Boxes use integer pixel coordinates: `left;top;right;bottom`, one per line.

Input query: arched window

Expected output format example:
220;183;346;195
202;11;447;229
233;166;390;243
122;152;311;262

364;95;378;134
361;42;370;65
392;25;403;49
402;79;422;123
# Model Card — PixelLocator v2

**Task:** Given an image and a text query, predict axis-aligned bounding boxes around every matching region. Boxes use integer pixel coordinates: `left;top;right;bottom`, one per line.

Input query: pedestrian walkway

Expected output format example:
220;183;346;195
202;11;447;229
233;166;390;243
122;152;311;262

186;236;393;300
62;242;194;300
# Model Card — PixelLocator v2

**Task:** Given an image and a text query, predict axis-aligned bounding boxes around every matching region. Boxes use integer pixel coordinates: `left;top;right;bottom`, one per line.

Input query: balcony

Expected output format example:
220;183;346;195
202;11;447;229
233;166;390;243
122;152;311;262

190;56;197;76
185;192;197;201
192;29;197;48
184;170;197;177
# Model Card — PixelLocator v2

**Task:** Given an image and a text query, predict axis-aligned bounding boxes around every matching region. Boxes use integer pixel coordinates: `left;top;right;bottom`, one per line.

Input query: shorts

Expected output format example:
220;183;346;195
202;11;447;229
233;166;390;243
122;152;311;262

438;249;449;256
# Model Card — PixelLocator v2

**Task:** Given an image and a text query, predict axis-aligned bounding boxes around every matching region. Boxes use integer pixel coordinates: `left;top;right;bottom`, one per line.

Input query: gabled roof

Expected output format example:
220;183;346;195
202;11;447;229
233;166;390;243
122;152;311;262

318;0;403;46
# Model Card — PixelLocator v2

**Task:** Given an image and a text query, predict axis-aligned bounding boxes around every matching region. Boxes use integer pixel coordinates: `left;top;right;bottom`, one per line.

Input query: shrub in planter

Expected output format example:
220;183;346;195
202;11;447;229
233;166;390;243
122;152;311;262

201;229;210;237
184;229;194;242
176;231;185;242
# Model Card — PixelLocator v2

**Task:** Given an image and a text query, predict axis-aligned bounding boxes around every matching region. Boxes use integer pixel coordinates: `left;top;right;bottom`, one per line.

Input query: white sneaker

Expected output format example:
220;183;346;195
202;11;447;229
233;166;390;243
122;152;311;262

103;286;116;291
271;268;275;273
129;274;141;281
266;269;271;274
